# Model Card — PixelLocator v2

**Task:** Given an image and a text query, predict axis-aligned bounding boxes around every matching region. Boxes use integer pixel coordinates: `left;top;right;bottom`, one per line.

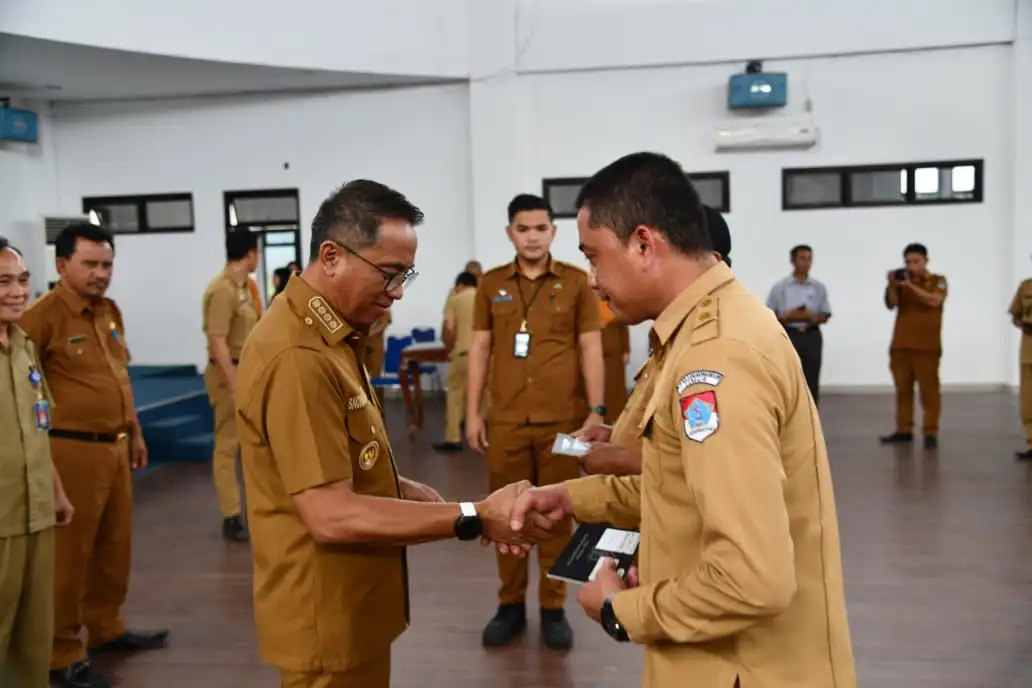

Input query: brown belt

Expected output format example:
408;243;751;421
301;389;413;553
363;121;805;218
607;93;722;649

49;428;129;443
209;359;240;365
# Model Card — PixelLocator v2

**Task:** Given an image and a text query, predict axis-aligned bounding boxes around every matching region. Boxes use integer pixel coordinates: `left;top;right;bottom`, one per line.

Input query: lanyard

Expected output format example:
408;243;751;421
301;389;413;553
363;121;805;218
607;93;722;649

514;276;546;332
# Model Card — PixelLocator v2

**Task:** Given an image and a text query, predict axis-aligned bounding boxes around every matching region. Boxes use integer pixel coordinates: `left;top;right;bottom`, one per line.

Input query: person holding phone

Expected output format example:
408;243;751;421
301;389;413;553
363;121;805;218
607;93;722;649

881;242;948;450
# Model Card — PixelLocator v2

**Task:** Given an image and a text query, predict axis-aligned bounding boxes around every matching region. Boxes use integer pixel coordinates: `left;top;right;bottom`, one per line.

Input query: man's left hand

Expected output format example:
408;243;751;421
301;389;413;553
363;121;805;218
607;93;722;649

400;477;445;503
130;436;148;471
578;558;634;622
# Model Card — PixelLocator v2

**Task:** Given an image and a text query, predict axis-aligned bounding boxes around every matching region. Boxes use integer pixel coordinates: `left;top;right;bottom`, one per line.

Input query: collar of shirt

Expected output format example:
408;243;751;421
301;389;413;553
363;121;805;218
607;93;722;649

55;281;95;316
504;254;562;280
1;324;27;355
651;261;735;351
282;274;359;347
222;265;250;288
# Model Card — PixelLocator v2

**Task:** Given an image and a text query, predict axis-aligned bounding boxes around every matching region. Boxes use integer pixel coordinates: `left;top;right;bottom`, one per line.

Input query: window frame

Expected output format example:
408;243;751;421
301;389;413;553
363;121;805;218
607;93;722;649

543;170;732;220
781;159;984;211
81;192;195;235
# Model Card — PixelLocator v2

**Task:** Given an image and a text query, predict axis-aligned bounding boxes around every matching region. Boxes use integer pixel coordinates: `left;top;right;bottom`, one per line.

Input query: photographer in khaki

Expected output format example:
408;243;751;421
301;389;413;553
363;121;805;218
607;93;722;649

880;243;947;450
1010;276;1032;460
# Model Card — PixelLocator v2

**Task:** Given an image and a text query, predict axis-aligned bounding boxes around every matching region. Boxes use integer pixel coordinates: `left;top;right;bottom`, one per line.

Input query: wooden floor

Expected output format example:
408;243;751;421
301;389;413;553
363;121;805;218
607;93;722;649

91;391;1032;687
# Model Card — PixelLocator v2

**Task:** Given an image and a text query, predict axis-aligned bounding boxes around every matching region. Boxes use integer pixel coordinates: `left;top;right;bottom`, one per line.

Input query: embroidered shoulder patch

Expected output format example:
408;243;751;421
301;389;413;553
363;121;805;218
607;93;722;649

675;370;724;394
680;390;720;443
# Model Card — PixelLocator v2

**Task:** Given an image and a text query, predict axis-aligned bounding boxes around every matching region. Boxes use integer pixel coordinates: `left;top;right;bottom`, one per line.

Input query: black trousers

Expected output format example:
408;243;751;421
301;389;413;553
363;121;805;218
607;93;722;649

788;327;823;406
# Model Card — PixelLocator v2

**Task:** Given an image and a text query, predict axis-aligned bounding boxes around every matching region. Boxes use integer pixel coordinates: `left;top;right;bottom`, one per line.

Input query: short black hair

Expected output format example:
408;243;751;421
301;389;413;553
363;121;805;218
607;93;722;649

54;223;115;260
309;180;424;261
226;228;259;261
455;271;478;288
790;244;812;259
575;152;710;256
507;194;553;223
903;242;927;258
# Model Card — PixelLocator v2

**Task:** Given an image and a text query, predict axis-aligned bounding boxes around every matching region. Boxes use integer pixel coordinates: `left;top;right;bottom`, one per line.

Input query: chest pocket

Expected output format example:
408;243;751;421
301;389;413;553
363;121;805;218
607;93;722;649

345;410;397;496
547;290;577;335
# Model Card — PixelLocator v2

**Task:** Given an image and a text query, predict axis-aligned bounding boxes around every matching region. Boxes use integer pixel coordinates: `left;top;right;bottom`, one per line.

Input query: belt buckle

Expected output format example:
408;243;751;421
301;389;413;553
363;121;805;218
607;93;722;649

116;431;129;441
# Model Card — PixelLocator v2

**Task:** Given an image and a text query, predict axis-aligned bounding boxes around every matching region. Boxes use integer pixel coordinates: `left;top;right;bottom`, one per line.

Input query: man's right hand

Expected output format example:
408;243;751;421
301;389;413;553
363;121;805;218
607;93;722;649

465;414;489;453
573;423;612;444
496;484;575;557
475;481;554;554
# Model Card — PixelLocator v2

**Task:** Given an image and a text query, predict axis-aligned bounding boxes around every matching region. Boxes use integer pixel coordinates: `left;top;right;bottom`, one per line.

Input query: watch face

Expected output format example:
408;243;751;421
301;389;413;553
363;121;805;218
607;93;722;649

455;516;483;541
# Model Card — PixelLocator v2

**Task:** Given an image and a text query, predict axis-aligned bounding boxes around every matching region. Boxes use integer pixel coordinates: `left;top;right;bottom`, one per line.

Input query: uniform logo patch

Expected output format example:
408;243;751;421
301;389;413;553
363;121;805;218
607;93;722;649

358;441;380;470
675;370;724;393
680;390;720;443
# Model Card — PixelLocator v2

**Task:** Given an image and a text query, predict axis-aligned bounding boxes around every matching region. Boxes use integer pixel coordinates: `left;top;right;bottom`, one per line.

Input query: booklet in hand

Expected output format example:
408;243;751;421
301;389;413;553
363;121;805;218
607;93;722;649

547;522;640;585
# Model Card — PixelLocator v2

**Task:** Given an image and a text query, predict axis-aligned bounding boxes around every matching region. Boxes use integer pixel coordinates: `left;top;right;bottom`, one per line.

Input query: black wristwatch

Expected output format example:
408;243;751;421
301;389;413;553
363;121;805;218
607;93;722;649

589;405;607;416
600;593;629;642
453;501;483;541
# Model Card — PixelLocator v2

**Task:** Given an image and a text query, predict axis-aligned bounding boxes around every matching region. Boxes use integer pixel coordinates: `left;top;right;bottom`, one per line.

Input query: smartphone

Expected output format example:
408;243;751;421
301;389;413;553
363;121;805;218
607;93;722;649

893;268;907;281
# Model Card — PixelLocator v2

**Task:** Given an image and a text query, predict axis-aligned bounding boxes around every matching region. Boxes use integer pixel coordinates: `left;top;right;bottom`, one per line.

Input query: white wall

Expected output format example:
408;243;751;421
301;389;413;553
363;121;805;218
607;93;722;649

48;85;474;369
0;99;58;296
511;46;1014;389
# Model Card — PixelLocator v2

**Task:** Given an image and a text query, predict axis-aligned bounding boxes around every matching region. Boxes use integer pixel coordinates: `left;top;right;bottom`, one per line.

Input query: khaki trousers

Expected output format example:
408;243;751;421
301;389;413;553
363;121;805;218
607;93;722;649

280;646;390;688
1021;363;1032;449
445;353;468;443
205;364;242;518
889;349;942;435
51;437;132;669
486;420;582;609
0;528;55;688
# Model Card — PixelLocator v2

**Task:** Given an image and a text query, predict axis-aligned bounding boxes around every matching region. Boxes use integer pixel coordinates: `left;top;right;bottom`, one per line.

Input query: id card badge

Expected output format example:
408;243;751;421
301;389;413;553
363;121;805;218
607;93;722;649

513;332;531;359
34;399;51;431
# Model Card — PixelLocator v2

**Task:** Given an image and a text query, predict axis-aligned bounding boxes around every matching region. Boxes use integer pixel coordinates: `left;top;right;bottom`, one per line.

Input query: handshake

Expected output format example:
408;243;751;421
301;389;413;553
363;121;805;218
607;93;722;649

470;480;574;557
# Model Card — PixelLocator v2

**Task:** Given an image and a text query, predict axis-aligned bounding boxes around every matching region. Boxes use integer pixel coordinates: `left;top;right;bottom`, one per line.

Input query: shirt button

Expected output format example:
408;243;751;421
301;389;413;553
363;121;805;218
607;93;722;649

371;425;376;434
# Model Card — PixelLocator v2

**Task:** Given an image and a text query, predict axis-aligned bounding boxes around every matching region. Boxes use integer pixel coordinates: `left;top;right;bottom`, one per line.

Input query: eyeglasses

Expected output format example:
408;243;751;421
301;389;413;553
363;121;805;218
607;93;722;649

334;241;418;293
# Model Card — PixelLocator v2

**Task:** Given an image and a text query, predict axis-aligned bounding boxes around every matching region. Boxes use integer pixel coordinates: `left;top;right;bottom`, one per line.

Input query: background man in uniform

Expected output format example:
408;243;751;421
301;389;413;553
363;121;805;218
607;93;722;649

0;238;74;688
766;244;832;406
1010;275;1032;460
202;228;259;543
880;243;947;450
464;193;605;650
574;204;734;478
504;152;856;688
20;223;168;688
599;298;630;424
234;180;552;688
433;270;478;453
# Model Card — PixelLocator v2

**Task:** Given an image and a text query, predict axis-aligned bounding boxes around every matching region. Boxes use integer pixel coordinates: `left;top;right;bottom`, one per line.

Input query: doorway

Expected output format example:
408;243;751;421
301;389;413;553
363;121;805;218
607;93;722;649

223;189;302;307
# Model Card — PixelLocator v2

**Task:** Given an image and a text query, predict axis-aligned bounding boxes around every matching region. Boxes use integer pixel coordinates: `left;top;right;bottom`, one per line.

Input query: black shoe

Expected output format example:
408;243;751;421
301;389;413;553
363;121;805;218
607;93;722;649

91;629;169;653
879;432;913;444
222;515;249;542
923;436;938;450
50;660;109;688
1017;450;1032;461
540;608;573;650
432;442;463;453
482;603;526;647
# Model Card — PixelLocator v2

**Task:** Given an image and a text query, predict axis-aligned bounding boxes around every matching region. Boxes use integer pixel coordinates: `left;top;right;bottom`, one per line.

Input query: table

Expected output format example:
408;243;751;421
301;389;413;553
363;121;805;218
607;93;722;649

397;341;449;437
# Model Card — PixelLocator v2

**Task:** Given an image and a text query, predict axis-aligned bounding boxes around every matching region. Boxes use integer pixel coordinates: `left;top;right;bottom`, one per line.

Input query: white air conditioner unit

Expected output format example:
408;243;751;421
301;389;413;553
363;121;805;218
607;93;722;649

714;117;819;152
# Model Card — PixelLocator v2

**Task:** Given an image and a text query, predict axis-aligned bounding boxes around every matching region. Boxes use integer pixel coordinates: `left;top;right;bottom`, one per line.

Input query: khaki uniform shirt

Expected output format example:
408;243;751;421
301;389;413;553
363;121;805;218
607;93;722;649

0;326;56;538
1009;278;1032;364
202;268;258;360
889;272;948;352
446;288;476;357
609;356;657;453
235;276;408;673
472;257;601;424
19;283;135;435
566;262;856;688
